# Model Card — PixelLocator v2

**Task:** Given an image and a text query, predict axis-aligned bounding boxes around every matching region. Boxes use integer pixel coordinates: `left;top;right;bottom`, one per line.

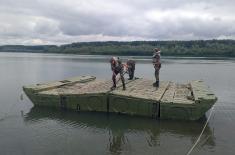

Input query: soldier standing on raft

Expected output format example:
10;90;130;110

110;57;126;90
152;48;161;87
126;59;136;80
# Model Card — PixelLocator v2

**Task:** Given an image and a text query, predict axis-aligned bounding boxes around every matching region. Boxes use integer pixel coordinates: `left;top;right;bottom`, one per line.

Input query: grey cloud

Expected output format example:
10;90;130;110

0;0;235;45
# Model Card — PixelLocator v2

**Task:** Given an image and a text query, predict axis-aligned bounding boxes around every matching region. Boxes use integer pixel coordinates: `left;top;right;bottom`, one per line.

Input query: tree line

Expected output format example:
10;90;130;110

0;40;235;57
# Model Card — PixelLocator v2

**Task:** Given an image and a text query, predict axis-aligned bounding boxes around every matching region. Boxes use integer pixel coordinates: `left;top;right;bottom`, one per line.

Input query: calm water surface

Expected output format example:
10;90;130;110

0;52;234;155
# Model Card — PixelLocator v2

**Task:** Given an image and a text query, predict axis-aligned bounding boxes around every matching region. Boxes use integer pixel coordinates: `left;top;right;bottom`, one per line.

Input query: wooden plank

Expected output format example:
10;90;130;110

161;82;176;104
173;83;194;105
24;76;96;93
190;80;217;103
111;79;169;102
40;80;112;95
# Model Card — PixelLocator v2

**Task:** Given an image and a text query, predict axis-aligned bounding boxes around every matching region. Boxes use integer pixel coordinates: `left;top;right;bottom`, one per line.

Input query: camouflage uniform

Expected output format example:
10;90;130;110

152;50;161;87
110;57;126;90
126;59;136;80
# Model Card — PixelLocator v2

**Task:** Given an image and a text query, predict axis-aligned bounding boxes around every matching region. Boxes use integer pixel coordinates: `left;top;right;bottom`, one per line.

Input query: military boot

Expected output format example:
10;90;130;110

153;82;157;87
156;81;159;87
153;81;159;87
110;84;116;90
122;84;126;90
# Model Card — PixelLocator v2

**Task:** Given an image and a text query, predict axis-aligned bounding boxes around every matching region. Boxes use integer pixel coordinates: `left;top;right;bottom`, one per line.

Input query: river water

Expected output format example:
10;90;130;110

0;52;234;155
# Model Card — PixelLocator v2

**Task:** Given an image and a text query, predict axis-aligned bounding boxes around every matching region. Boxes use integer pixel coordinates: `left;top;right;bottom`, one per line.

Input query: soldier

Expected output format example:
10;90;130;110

152;48;161;87
126;59;136;80
110;57;126;90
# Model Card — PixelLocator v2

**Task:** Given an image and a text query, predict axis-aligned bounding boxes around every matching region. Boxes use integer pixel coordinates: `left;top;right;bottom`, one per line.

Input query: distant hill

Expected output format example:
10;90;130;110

0;40;235;57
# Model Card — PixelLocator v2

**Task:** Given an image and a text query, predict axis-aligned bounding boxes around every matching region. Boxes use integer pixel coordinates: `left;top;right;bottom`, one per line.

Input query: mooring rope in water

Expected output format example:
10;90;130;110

186;106;215;155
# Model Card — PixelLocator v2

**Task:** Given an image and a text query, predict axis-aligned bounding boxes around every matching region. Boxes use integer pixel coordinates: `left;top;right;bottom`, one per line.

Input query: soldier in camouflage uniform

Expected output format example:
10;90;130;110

110;57;126;90
152;48;161;87
126;59;136;80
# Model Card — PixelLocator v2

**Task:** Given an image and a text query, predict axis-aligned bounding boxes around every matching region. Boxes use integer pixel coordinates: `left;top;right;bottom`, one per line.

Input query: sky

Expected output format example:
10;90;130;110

0;0;235;45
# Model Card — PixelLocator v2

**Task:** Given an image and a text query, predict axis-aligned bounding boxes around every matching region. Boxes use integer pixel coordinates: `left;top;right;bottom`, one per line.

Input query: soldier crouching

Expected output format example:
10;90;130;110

126;59;136;80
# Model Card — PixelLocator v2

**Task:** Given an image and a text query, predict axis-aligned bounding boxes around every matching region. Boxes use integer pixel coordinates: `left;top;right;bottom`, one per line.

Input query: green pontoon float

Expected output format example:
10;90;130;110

23;76;217;120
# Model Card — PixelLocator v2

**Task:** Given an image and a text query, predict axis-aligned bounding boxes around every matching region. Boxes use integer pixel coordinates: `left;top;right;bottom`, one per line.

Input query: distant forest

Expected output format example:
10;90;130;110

0;40;235;57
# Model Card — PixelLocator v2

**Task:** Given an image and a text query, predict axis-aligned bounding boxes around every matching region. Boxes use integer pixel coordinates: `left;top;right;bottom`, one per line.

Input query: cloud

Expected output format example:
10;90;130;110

0;0;235;45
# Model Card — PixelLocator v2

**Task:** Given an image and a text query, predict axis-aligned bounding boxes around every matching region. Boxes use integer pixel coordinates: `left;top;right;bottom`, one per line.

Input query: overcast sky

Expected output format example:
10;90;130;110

0;0;235;45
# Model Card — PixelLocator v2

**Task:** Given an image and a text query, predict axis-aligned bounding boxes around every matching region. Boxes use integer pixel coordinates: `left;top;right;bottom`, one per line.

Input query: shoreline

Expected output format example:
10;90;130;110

0;51;235;59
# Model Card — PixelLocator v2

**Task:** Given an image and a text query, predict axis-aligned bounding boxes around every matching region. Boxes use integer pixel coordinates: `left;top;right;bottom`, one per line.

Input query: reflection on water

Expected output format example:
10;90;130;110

24;106;215;155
